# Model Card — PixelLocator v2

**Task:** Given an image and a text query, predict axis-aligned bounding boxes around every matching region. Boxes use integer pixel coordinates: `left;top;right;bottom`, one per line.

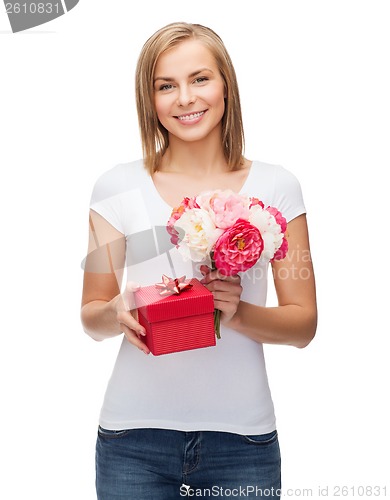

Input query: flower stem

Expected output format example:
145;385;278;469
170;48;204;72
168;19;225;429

211;251;221;339
214;308;221;339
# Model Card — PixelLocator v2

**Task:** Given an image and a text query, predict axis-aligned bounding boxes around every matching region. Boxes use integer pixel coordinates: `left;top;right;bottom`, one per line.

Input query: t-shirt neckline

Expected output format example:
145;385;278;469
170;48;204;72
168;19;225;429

146;160;256;211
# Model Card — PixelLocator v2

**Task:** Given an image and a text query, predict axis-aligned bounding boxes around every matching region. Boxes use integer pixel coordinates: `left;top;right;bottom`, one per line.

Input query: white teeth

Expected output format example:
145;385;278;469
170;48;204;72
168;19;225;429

178;111;204;121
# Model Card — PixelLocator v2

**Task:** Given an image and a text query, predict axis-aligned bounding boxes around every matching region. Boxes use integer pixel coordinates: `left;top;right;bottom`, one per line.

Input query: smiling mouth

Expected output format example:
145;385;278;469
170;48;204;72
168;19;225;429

175;110;206;121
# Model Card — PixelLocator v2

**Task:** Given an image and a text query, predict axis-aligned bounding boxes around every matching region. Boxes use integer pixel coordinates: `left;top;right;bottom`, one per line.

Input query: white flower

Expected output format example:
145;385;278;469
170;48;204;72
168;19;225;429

249;205;283;260
174;208;223;262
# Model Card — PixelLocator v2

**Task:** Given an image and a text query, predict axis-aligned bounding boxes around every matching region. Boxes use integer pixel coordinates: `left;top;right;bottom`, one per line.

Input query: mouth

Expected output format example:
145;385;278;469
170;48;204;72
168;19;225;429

175;110;207;122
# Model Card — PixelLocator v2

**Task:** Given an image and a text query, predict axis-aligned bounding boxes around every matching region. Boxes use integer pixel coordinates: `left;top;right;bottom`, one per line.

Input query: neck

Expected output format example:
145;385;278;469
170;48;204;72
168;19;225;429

160;132;229;176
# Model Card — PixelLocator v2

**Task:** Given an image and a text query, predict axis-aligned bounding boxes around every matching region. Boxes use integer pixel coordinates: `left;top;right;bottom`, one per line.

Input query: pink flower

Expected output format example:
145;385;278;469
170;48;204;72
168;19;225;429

167;226;180;246
266;206;287;233
249;197;264;209
168;197;199;245
196;190;250;229
213;219;264;276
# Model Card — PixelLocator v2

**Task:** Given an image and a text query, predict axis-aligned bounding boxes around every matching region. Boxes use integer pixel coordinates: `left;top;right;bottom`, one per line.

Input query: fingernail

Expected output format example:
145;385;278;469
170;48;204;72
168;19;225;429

127;281;141;292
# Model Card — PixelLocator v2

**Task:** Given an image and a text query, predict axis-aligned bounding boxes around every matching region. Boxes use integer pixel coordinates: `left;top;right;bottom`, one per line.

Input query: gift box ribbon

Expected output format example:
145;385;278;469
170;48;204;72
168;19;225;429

155;275;193;297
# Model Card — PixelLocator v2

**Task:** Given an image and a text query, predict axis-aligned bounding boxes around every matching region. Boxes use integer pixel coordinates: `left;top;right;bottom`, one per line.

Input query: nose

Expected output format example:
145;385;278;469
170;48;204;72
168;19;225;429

176;85;195;107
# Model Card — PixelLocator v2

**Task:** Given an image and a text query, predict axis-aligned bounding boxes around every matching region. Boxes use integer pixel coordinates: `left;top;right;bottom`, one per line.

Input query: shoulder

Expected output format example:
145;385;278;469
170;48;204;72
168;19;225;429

250;160;305;223
89;159;151;234
250;160;301;186
90;159;147;204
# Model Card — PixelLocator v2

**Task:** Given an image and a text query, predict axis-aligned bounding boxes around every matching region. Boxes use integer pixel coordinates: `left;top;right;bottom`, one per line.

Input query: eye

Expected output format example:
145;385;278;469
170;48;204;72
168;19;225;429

193;76;209;84
158;83;174;91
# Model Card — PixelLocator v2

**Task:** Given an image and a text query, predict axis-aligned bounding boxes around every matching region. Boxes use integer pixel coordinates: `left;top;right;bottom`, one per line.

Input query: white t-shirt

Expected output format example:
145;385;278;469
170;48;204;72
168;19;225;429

89;159;306;435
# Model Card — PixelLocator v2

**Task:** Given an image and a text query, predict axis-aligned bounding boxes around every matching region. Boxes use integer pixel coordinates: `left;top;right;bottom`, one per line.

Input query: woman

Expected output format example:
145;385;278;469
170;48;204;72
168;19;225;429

81;22;317;499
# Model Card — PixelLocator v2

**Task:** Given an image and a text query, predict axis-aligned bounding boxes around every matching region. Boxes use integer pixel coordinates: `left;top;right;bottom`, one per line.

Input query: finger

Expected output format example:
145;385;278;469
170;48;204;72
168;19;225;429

201;269;241;284
123;280;141;310
117;310;146;336
213;293;241;307
205;279;242;294
126;280;141;293
199;265;211;276
200;270;218;284
121;323;150;354
212;274;241;286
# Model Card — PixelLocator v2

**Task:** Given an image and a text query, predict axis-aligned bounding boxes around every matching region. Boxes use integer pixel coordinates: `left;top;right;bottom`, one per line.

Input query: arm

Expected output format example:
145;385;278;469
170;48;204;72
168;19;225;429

227;214;317;348
80;210;149;353
202;214;317;348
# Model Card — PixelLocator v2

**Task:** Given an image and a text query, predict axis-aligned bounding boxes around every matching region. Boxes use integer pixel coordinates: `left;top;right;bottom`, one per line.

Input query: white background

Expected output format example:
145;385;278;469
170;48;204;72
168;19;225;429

1;1;389;498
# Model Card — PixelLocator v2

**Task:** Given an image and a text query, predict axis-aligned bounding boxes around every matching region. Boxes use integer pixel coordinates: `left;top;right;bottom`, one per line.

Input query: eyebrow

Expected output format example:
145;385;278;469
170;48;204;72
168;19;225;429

153;68;214;83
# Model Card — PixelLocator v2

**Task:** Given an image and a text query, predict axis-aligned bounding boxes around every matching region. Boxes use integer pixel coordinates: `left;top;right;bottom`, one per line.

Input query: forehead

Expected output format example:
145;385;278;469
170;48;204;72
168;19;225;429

154;40;218;77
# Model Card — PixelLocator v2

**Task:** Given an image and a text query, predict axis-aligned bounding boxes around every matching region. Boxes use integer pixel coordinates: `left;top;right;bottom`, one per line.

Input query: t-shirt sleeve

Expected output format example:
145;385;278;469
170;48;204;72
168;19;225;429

273;166;306;223
89;166;126;234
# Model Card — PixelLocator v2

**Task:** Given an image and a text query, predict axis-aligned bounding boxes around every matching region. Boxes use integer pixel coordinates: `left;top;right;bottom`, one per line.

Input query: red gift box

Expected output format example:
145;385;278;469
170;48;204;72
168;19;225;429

134;278;215;356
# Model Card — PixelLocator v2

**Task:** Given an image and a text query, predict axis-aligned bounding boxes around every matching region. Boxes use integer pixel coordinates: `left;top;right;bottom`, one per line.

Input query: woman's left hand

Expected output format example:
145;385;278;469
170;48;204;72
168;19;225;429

200;265;242;325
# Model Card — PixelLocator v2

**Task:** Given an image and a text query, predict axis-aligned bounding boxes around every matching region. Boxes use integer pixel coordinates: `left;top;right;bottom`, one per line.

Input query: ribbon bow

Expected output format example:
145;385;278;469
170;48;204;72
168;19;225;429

155;275;193;297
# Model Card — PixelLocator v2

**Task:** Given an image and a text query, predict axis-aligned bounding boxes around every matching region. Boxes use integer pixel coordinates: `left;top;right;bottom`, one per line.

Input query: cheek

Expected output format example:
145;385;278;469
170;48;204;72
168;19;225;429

154;97;164;121
154;94;172;122
207;83;226;109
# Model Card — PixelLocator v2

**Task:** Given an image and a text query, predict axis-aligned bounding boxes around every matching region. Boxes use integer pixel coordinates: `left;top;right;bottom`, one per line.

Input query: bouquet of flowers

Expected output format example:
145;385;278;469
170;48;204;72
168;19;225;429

167;190;288;338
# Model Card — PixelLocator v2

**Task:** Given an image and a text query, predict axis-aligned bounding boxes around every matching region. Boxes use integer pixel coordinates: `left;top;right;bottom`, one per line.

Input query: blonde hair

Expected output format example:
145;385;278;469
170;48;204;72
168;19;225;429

135;22;245;174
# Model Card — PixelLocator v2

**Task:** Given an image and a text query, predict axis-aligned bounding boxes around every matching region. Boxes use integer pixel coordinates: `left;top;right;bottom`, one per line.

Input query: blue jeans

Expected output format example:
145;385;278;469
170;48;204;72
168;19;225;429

96;427;281;499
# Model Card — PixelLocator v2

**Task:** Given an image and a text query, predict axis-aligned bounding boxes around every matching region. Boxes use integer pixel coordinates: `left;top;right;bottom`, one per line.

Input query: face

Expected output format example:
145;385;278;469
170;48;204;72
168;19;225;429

153;40;226;144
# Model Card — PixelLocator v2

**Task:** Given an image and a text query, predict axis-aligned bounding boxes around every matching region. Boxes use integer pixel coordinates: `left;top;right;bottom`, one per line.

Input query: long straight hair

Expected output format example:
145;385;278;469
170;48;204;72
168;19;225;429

135;22;245;174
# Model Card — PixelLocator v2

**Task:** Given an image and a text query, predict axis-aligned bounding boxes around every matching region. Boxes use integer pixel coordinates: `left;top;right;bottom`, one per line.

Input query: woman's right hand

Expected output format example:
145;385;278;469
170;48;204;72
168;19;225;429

81;209;150;353
115;281;150;354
